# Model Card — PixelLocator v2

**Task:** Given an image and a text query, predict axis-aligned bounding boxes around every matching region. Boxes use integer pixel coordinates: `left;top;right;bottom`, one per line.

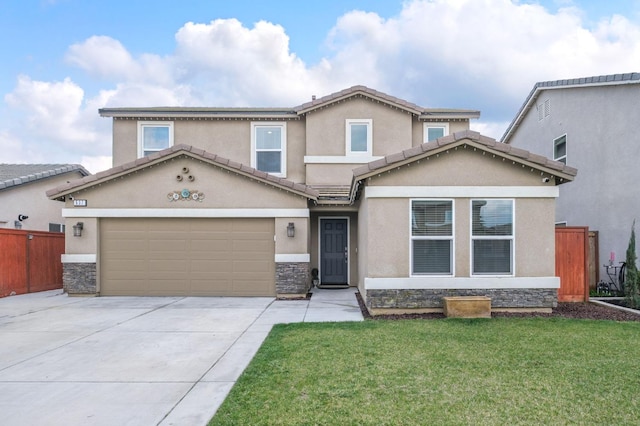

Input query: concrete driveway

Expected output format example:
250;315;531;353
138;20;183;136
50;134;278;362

0;288;362;426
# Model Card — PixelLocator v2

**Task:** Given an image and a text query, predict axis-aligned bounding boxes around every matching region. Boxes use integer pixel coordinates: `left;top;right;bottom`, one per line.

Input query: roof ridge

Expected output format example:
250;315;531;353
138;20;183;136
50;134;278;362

0;164;91;191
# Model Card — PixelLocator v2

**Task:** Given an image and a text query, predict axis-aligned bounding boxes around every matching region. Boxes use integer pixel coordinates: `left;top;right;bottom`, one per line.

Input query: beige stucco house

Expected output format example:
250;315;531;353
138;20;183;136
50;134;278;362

47;86;576;313
1;164;89;232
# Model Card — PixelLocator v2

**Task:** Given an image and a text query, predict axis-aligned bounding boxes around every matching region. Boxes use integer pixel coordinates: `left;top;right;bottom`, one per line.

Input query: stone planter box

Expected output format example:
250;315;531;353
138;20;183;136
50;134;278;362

443;296;491;318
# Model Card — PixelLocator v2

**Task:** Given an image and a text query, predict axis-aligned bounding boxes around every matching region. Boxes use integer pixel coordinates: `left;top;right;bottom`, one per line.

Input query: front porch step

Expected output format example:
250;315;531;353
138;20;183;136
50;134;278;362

316;284;350;289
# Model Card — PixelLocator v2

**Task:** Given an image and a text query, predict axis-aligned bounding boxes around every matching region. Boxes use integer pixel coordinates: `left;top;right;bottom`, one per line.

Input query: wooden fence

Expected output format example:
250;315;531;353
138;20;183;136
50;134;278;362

0;229;64;297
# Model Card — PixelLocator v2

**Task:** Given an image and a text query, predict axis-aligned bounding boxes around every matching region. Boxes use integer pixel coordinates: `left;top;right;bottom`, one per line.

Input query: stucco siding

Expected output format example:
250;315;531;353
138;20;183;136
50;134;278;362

112;119;306;183
305;97;412;157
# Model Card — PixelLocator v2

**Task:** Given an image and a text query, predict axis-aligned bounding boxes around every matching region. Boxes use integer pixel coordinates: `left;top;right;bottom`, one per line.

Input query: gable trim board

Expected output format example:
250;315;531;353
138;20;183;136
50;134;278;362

62;208;310;218
364;186;559;198
304;156;385;164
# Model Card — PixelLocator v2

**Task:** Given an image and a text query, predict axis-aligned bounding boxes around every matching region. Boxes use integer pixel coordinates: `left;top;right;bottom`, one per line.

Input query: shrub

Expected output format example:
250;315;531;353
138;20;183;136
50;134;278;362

625;221;640;309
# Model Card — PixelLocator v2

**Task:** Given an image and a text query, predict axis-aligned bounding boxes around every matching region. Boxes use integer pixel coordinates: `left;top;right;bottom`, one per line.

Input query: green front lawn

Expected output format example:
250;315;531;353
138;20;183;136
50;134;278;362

210;319;640;425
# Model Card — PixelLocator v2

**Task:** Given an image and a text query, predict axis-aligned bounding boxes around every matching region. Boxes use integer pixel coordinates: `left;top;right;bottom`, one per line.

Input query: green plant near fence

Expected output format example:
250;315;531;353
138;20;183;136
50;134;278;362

625;221;640;309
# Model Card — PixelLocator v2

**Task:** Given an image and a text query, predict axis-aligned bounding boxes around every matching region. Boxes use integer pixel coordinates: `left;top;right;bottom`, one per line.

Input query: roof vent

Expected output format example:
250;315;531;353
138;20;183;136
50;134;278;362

312;95;316;101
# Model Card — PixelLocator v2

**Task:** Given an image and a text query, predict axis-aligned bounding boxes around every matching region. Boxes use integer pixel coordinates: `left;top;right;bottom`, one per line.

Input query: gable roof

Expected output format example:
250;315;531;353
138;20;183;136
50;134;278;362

350;130;577;201
501;72;640;143
99;86;480;121
294;86;480;120
0;164;90;191
46;145;319;201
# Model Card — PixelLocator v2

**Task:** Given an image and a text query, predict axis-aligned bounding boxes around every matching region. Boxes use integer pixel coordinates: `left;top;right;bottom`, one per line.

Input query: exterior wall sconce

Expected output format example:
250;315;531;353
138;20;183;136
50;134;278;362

14;220;22;229
287;222;295;238
72;222;84;237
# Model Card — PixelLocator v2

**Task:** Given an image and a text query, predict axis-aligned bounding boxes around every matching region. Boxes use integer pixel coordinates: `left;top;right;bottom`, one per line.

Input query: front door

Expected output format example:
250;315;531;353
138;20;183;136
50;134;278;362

320;218;349;285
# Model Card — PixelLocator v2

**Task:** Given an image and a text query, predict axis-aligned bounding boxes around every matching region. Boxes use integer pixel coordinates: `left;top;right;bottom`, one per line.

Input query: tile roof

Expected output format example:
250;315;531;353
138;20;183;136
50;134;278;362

46;145;319;200
352;129;577;182
99;86;479;120
0;164;90;191
502;72;640;143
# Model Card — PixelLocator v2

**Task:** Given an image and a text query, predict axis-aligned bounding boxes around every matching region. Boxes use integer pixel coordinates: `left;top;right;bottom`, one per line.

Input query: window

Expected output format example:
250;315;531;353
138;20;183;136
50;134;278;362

49;223;65;233
554;135;567;164
424;123;450;142
138;122;173;157
252;122;286;177
471;199;514;275
346;119;372;156
411;200;454;275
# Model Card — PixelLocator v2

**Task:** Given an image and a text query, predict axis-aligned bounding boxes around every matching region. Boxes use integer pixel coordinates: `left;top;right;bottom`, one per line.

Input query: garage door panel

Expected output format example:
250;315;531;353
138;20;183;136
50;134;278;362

101;218;275;296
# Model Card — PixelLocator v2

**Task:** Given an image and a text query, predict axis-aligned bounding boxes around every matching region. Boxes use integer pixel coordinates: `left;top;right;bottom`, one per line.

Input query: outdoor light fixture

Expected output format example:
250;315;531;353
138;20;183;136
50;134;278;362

287;222;295;238
72;222;84;237
14;220;22;229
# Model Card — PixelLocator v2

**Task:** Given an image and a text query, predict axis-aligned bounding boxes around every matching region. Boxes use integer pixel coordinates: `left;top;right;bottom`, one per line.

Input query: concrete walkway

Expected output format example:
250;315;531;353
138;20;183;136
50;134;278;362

0;287;363;426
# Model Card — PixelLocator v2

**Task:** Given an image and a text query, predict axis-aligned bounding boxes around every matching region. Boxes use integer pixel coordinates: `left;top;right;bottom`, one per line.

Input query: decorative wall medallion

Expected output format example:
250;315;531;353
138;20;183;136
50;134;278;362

168;189;205;202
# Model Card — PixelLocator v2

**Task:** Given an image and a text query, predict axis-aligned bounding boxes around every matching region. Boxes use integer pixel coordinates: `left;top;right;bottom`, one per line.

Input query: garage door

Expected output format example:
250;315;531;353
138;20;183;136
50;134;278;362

100;218;275;296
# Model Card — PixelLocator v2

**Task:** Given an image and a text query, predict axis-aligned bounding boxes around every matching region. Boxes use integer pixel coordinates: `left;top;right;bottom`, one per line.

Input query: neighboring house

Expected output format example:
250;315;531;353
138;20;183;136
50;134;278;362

0;164;90;232
47;86;576;313
501;72;639;281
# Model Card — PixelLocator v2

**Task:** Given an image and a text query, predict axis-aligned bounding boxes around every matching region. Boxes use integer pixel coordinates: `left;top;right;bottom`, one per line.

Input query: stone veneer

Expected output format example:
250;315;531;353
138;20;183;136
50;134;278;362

366;288;557;311
276;262;310;296
63;263;97;295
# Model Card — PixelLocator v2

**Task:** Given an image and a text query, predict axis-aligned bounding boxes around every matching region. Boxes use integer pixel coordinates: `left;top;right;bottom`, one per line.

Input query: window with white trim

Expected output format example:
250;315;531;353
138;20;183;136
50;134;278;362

138;121;173;157
471;199;514;275
346;119;372;156
553;134;567;164
411;200;454;275
424;123;449;142
251;122;286;177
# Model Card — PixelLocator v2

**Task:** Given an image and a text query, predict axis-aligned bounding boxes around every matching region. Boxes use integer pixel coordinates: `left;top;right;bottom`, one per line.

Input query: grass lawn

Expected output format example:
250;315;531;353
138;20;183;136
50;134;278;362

210;318;640;425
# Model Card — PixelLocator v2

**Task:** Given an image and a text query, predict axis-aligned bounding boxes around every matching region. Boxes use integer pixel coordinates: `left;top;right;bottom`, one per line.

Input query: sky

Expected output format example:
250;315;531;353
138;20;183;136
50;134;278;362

1;0;640;173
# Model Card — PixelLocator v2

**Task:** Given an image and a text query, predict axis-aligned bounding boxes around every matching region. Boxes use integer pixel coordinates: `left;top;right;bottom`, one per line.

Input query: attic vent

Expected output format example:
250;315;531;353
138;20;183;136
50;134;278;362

537;99;551;121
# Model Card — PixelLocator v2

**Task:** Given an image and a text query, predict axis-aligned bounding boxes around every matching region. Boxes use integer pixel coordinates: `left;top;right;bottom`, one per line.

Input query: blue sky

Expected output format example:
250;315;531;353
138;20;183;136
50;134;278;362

2;0;640;172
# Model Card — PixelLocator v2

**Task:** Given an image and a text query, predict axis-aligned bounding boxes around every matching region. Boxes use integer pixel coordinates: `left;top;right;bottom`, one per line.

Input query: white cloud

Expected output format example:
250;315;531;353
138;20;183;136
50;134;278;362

4;0;640;170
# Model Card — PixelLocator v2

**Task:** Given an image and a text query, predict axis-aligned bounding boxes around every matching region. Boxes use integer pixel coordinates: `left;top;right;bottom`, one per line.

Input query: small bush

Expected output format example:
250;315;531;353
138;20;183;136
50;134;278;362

625;221;640;309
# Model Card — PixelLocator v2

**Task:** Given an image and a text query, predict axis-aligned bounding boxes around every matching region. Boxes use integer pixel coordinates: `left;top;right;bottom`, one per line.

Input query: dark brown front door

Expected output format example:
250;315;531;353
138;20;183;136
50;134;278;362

320;218;348;285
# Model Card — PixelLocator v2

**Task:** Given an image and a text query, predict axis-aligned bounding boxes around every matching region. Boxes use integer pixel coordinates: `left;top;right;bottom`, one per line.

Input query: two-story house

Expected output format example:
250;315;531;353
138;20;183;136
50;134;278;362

48;86;575;313
501;72;640;287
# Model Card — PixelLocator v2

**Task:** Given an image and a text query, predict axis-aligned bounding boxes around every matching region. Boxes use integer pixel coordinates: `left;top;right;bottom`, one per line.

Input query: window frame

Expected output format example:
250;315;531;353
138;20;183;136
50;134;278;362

410;199;455;277
470;199;515;277
423;123;450;142
346;119;372;156
251;122;287;177
137;121;174;158
553;134;567;164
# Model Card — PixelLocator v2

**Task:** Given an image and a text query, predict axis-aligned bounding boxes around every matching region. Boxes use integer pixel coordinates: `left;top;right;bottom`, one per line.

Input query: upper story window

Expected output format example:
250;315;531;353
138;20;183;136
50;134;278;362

471;199;514;276
346;119;372;156
251;122;287;177
411;199;454;275
424;123;450;142
138;121;173;157
553;134;567;164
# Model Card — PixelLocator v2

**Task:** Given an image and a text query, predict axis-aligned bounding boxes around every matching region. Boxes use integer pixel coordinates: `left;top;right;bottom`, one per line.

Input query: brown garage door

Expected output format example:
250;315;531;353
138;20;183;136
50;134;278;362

100;218;275;296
